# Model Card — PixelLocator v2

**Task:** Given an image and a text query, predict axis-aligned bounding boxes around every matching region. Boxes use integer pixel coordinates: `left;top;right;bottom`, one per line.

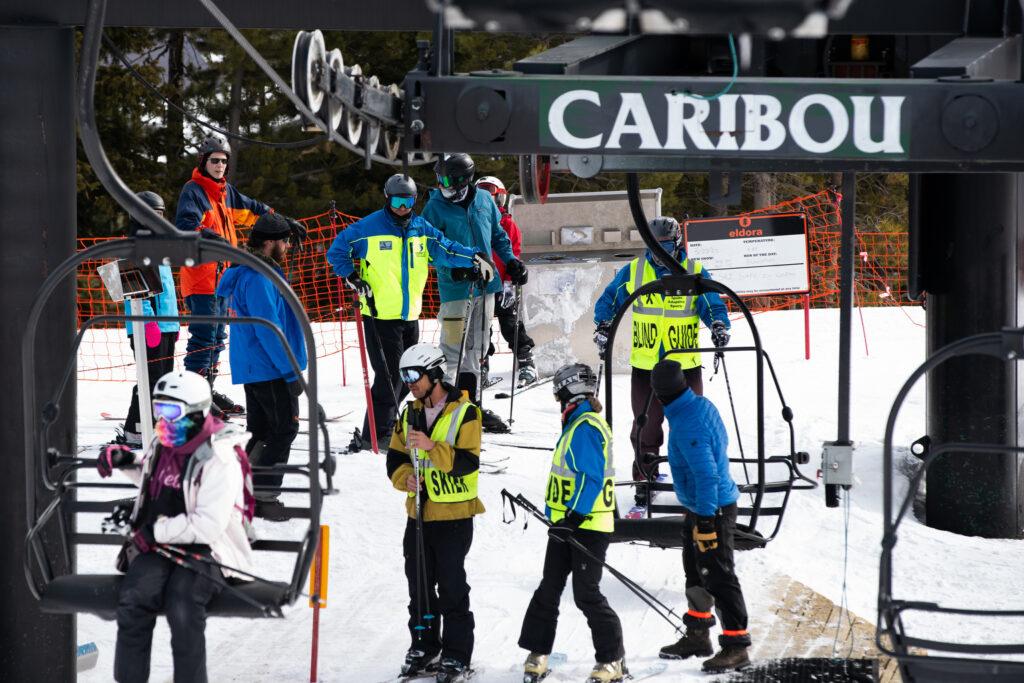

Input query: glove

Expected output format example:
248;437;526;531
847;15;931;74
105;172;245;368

144;321;161;349
593;321;611;359
711;320;730;348
472;253;495;283
346;275;373;299
548;509;587;542
693;515;719;553
450;267;478;282
132;524;156;554
500;281;518;309
284;216;308;250
287;379;303;397
506;258;528;285
97;444;135;478
199;227;226;242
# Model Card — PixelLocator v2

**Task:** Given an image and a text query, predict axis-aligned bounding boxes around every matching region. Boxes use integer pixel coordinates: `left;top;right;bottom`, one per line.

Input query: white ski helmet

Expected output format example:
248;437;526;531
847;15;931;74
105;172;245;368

475;176;508;207
152;370;212;418
399;343;447;383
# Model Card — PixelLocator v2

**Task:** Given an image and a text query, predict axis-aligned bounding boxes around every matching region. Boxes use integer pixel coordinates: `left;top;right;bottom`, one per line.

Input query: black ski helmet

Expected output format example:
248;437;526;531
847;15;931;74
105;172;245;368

197;136;231;170
384;174;417;199
434;153;475;191
128;190;166;236
649;216;680;242
552;362;599;405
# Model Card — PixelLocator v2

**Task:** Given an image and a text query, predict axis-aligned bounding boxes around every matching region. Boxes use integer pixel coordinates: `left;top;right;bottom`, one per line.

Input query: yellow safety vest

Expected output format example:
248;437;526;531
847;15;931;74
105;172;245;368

403;400;477;503
360;233;431;320
624;256;703;371
545;411;616;533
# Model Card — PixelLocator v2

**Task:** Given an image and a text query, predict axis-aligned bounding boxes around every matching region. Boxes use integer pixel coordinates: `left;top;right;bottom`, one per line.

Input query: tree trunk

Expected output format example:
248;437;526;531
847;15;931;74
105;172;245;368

753;173;776;209
226;62;244;184
165;30;185;164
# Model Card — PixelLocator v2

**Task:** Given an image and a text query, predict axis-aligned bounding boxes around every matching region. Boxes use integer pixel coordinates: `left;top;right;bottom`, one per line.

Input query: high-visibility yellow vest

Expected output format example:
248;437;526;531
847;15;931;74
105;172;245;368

545;411;616;533
624;256;703;371
403;400;477;503
360;234;431;320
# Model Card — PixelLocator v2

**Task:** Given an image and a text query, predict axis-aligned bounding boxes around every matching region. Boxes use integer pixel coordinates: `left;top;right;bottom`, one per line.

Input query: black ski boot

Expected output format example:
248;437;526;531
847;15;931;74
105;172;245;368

701;645;750;673
435;657;473;682
254;493;289;522
346;428;372;453
400;647;440;677
480;408;511;434
659;628;713;660
212;390;245;415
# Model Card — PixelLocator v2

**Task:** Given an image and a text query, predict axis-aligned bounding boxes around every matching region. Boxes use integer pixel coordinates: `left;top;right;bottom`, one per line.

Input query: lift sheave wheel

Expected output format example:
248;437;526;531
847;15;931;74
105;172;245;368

519;154;551;204
324;49;345;132
380;83;402;161
343;63;364;145
291;30;326;114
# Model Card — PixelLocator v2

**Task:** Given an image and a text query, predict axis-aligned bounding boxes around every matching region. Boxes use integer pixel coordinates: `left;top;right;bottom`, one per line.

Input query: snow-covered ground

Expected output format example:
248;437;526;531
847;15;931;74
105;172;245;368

73;306;1024;681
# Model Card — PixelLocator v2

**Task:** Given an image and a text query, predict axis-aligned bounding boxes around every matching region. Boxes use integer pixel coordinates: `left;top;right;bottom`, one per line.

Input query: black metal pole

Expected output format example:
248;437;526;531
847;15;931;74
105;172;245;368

827;174;856;507
0;24;77;681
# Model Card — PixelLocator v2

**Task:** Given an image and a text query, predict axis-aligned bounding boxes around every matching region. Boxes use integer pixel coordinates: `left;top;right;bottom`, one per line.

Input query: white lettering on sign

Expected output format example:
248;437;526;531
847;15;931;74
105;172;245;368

548;90;604;148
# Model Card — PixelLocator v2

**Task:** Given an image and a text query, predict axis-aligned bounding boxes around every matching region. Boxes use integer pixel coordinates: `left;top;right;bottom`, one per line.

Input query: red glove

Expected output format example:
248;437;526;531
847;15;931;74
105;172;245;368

144;322;161;348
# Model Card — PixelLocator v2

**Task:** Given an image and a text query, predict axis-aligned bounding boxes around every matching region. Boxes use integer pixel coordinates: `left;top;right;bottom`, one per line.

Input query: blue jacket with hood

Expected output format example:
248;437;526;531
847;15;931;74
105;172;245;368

215;260;308;385
545;399;609;520
124;264;180;335
420;188;516;302
663;388;739;517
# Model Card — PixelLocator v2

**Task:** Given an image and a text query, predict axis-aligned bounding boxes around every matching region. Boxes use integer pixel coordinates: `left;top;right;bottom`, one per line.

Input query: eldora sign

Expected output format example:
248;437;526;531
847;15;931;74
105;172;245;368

540;84;907;157
684;213;810;296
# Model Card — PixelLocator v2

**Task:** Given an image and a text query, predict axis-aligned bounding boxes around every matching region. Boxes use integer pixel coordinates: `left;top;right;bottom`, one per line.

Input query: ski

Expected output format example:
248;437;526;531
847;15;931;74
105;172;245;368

494;376;553;399
76;642;98;673
480;454;511;465
487;439;550;452
100;411;351;423
628;662;670;680
481;375;502;389
479;462;508;475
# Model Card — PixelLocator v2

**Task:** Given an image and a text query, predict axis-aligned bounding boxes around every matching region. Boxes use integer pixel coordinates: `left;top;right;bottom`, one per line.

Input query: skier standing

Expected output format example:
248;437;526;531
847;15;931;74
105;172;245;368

421;154;528;433
592;216;730;515
387;343;484;683
474;175;537;388
650;359;751;673
326;174;480;452
96;370;254;683
215;213;308;521
518;363;626;683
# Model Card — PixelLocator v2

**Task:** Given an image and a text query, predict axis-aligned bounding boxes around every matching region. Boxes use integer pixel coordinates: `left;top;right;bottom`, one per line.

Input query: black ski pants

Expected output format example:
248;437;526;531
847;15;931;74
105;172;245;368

630;365;703;483
125;331;178;434
491;292;534;363
363;317;418;440
518;530;625;663
403;517;475;666
244;378;299;489
681;504;750;646
115;550;223;683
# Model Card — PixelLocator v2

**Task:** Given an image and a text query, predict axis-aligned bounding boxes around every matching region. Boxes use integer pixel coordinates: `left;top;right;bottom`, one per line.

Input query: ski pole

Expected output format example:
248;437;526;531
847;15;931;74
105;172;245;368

453;280;477;383
363;304;402;409
500;490;684;634
719;353;754;502
349;286;379;454
508;284;522;425
150;544;282;617
408;406;434;642
478;283;489;409
158;542;314;600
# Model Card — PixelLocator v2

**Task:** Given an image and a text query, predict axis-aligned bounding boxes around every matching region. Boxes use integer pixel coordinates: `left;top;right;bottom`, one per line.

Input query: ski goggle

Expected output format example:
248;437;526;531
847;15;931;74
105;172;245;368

389;195;415;210
436;173;469;189
152;399;188;422
400;367;425;384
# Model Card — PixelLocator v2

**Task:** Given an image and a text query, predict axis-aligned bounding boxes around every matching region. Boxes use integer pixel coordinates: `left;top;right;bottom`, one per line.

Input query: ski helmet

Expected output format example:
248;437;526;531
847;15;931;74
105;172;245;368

552;363;599;405
399;343;446;384
198;136;231;171
152;370;212;419
434;153;475;192
649;216;680;242
384;174;418;199
475;176;507;208
128;190;166;236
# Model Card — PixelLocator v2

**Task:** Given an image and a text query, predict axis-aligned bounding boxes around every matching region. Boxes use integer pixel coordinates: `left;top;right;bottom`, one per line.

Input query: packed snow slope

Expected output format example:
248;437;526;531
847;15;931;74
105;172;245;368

75;307;1024;681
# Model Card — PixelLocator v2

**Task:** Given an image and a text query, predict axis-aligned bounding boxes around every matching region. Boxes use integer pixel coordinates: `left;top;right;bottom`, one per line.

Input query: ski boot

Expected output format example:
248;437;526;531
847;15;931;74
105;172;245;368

659;628;713;659
435;657;473;682
254;492;289;522
585;659;624;683
523;653;549;682
112;427;142;449
516;363;538;388
211;389;244;415
345;428;372;454
480;408;511;434
400;647;440;678
701;645;750;673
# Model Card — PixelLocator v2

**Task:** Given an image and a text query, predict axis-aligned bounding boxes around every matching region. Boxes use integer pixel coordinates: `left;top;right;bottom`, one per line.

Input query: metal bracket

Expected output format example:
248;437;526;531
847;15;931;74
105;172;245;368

821;441;855;486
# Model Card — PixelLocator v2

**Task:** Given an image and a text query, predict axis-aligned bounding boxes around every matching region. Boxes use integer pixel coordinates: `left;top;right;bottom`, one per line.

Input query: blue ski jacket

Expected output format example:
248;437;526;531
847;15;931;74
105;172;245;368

420;188;516;302
663;389;739;517
215;260;308;385
124;264;180;335
593;250;729;328
546;400;609;519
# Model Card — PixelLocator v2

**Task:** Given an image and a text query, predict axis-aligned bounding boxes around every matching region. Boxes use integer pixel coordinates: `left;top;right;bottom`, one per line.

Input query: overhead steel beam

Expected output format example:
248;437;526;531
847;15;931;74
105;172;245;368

912;36;1022;80
407;73;1024;172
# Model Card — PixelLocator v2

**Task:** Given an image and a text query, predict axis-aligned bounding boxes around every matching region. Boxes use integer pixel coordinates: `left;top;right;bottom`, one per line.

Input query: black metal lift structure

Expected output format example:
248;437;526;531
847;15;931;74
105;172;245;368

3;0;1024;679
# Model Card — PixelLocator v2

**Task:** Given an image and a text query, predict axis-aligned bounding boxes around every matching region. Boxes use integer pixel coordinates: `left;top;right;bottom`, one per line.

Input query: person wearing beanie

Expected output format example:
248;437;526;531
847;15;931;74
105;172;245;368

650;359;751;673
214;212;308;520
326;174;481;453
174;136;306;415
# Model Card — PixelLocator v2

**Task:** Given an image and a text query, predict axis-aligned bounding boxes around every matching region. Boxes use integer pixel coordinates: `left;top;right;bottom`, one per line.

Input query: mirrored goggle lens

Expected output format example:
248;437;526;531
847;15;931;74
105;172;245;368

153;400;186;422
389;195;415;209
437;174;452;188
400;368;424;383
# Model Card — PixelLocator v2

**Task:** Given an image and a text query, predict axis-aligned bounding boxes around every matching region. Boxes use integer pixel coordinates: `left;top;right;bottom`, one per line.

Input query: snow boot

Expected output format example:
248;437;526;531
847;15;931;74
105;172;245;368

481;408;511;434
659;628;713;659
517;363;538;388
400;647;440;677
211;389;244;415
701;645;750;673
435;657;472;682
254;493;289;522
523;653;549;682
586;659;624;682
346;428;372;453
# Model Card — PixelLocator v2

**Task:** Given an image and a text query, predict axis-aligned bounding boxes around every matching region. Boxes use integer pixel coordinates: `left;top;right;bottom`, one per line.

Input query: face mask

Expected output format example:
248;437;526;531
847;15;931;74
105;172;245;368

441;186;469;202
155;416;197;447
659;240;677;254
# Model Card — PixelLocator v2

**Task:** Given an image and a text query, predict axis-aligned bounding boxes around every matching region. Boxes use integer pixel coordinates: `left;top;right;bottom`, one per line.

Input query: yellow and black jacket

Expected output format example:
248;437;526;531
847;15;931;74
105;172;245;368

386;384;485;522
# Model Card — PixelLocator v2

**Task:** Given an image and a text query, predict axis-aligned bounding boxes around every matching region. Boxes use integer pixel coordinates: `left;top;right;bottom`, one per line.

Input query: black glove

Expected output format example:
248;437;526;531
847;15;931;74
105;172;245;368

593;321;611;359
692;515;719;553
346;275;373;299
97;444;135;478
506;258;528;285
284;216;308;250
711;320;730;348
548;509;587;542
287;379;304;398
450;267;478;283
199;227;227;242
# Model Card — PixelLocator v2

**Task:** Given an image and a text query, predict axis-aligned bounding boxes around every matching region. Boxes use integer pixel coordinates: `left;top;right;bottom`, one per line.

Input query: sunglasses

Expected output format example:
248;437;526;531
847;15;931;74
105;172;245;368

400;368;425;384
207;157;228;166
153;399;188;422
389;195;415;210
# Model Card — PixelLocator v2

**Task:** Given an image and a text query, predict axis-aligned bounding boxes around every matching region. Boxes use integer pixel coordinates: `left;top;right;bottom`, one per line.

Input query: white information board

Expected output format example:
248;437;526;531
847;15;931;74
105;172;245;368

683;213;810;296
